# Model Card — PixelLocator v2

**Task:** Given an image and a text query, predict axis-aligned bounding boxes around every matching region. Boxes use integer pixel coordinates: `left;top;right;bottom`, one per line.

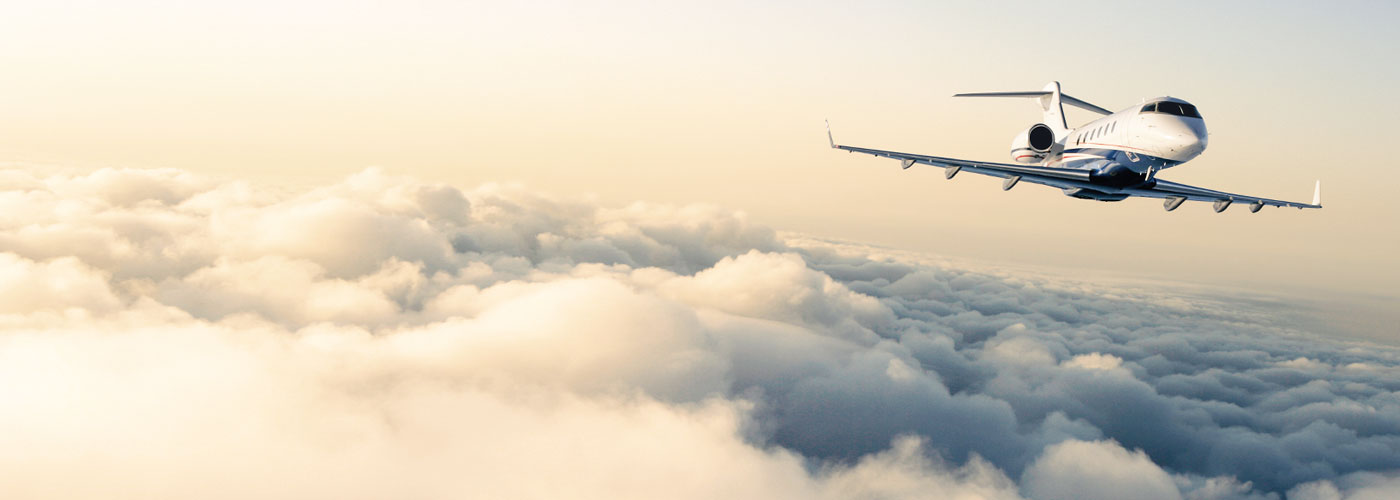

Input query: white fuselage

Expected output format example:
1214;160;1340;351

1039;97;1209;176
832;83;1321;211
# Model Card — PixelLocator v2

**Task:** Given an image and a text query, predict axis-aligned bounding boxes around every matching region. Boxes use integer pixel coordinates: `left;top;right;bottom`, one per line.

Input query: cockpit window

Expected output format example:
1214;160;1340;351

1141;101;1202;119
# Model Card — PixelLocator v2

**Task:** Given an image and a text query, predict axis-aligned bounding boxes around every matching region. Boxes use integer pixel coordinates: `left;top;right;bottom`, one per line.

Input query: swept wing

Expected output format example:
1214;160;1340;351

827;123;1321;211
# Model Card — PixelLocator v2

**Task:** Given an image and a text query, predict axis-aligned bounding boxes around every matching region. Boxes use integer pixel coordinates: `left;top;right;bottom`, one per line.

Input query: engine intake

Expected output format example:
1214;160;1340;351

1010;123;1055;164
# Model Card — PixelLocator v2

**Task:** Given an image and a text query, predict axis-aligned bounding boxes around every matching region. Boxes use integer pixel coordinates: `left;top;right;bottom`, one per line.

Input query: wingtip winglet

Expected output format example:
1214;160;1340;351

825;119;836;149
1312;180;1321;207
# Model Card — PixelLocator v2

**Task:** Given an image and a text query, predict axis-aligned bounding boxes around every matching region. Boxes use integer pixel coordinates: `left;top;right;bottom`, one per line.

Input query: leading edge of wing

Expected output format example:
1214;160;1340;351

832;142;1321;210
834;144;1091;183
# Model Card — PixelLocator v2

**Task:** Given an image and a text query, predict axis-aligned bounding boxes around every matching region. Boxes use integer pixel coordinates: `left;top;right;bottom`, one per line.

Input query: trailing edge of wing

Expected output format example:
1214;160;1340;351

1123;179;1323;209
832;143;1092;183
954;91;1113;116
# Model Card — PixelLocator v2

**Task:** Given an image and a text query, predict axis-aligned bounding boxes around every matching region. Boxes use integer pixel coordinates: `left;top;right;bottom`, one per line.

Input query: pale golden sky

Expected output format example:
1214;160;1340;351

5;4;1400;495
0;0;1395;300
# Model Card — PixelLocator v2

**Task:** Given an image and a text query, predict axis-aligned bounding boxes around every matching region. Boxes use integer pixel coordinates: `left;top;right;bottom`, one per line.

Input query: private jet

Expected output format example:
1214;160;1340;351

827;82;1320;212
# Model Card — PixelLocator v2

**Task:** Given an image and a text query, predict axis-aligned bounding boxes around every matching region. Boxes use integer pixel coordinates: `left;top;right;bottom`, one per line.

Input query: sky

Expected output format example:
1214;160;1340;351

0;1;1398;498
0;1;1396;301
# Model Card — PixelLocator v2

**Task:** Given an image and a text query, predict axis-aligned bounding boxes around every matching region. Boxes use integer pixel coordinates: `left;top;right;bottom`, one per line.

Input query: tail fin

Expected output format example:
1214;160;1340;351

1038;81;1068;135
954;81;1112;137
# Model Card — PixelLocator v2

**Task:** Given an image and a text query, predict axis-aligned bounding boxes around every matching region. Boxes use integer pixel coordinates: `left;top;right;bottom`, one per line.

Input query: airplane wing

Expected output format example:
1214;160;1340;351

833;143;1093;183
826;122;1322;212
826;121;1093;186
1121;178;1322;211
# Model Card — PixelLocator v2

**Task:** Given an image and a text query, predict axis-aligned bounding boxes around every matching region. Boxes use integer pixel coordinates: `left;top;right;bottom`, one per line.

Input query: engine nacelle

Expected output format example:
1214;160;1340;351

1010;123;1056;164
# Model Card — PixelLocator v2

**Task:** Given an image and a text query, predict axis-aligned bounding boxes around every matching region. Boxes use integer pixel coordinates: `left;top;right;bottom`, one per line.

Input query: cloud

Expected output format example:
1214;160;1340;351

817;436;1023;500
0;166;1396;499
1287;473;1400;500
1022;440;1181;500
0;253;120;314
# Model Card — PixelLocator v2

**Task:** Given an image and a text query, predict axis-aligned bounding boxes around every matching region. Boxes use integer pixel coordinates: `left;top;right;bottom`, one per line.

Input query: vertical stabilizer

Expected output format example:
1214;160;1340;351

1039;81;1069;136
953;82;1109;137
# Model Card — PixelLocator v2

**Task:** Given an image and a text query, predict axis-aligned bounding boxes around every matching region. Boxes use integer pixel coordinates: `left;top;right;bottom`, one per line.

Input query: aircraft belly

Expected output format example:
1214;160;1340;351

1047;156;1153;192
1056;148;1175;173
1061;187;1129;202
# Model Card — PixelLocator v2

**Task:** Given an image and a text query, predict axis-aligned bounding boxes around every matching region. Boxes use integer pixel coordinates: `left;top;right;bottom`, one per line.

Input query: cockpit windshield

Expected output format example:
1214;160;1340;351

1140;101;1202;119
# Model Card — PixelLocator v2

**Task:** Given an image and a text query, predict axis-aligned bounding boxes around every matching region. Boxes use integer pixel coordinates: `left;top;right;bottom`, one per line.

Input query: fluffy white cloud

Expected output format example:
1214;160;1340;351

1287;473;1400;500
0;166;1396;499
817;436;1022;500
0;315;802;499
1022;440;1181;500
0;253;120;314
1063;352;1129;374
657;250;894;343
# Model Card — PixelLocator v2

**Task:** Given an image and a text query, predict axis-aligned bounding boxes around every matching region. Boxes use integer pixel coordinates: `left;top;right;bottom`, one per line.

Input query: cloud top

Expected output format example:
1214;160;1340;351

0;166;1396;499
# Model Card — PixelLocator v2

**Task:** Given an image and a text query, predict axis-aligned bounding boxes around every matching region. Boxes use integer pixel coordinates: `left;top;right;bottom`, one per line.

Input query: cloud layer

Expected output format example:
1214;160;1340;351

0;166;1396;499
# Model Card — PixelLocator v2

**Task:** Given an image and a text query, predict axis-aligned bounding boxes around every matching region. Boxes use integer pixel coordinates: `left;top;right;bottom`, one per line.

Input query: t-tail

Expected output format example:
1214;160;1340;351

1040;81;1068;134
954;81;1112;138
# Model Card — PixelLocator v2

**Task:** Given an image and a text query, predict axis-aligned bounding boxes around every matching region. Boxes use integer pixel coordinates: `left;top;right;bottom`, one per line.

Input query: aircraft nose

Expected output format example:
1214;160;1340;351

1156;118;1208;159
1182;121;1208;156
1181;127;1207;155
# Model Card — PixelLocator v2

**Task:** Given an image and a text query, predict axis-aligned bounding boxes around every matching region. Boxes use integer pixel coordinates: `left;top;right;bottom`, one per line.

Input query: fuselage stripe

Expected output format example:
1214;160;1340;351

1067;142;1154;154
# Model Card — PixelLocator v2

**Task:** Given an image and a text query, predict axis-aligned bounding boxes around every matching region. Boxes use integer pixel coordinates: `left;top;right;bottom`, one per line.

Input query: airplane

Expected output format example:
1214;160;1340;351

827;82;1320;213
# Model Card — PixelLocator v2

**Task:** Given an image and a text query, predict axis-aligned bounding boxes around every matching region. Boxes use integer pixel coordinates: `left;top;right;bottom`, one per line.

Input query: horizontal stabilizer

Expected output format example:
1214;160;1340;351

955;90;1113;115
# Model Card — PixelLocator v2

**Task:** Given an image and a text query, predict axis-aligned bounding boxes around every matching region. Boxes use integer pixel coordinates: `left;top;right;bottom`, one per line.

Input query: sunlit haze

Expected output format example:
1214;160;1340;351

1;2;1398;499
2;2;1395;298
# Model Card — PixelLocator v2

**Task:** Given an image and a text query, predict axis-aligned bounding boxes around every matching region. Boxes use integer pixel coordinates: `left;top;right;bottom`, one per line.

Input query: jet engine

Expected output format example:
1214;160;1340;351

1009;123;1055;164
